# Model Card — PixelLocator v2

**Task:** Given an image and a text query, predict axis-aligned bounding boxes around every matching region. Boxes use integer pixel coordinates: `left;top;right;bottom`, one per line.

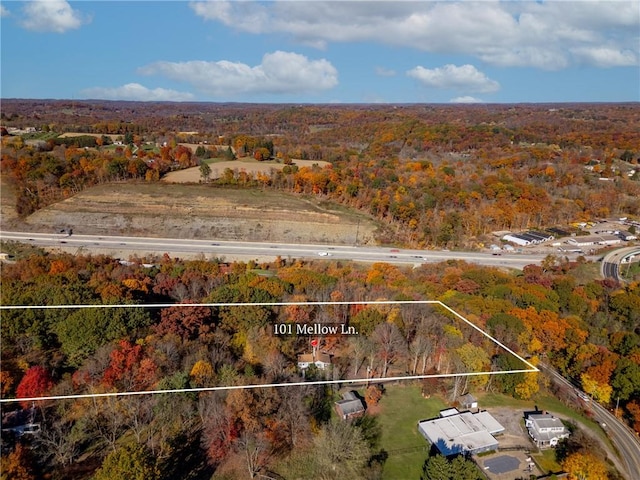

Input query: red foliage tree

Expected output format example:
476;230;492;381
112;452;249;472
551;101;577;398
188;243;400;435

154;304;212;340
102;340;157;390
16;366;54;408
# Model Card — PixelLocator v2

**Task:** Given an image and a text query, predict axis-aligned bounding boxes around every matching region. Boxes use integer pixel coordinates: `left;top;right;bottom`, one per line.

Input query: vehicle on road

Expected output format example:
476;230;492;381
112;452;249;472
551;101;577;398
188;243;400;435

577;391;590;402
317;251;331;256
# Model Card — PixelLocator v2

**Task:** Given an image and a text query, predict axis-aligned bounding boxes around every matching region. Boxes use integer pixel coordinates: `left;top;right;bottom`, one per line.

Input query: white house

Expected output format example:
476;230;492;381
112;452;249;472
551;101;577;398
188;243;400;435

524;412;569;448
297;352;331;371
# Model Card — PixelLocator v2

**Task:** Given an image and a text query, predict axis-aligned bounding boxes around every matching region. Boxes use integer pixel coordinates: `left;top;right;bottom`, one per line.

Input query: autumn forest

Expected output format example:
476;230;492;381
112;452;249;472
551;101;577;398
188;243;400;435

1;100;639;480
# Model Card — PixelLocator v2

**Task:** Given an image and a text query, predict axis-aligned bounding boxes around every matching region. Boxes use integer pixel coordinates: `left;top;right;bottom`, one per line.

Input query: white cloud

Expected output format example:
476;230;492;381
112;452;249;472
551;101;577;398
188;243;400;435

375;66;396;77
450;96;483;104
1;5;10;17
189;1;640;70
571;47;638;68
80;83;195;102
138;51;338;97
407;64;500;93
20;0;89;33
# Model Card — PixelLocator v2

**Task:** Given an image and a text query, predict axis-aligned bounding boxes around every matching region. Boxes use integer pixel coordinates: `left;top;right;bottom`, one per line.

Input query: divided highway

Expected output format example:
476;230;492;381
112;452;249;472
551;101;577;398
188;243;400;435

602;247;640;283
0;231;550;269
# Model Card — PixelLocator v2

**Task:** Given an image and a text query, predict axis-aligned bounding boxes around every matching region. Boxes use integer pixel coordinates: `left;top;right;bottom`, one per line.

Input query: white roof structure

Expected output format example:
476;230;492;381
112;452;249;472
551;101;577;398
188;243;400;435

418;410;505;456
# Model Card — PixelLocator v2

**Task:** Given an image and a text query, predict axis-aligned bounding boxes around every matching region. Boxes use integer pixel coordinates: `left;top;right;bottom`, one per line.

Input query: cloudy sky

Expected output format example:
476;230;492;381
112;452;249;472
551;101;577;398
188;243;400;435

1;0;638;103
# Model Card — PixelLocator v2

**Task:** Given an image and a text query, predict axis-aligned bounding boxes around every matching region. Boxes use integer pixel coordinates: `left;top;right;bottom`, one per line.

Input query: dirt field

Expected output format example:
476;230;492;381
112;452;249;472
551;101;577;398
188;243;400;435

163;159;330;183
18;182;378;245
0;175;19;224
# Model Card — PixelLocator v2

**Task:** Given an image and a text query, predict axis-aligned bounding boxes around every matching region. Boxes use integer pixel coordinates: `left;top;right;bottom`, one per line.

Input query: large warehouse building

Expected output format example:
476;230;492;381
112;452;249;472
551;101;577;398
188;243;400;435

418;408;505;456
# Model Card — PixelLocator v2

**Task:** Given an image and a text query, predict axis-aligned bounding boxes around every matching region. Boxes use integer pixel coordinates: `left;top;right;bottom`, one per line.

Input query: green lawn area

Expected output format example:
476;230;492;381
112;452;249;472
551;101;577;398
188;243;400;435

377;384;448;479
532;448;562;474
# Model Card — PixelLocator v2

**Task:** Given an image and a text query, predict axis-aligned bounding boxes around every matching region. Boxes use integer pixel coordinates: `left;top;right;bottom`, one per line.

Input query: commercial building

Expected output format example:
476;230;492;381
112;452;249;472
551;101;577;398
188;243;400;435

418;408;505;456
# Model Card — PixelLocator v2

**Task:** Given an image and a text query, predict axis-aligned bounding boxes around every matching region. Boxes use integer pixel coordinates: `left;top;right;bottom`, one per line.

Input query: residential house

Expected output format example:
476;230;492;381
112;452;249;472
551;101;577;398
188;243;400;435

335;391;365;420
524;412;569;448
297;352;331;371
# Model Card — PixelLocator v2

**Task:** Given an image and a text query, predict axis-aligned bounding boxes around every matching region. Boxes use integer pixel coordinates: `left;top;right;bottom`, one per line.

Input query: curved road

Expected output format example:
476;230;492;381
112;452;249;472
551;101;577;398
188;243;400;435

601;247;640;283
0;230;555;269
540;363;640;480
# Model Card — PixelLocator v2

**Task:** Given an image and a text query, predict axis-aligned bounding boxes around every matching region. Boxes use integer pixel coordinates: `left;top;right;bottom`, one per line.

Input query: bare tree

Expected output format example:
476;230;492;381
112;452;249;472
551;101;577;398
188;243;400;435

264;350;288;382
122;395;155;443
87;396;128;452
409;334;432;375
312;421;370;480
372;322;407;377
348;336;374;377
237;431;270;479
276;386;311;449
37;417;84;467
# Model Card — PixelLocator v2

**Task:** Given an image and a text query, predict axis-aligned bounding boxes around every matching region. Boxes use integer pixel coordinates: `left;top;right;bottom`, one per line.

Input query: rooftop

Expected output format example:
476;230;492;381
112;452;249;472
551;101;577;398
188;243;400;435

418;410;505;456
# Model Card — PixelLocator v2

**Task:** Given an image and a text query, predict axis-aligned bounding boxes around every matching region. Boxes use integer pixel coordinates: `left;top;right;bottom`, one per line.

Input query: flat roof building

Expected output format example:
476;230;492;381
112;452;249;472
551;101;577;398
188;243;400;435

418;409;505;456
567;235;621;247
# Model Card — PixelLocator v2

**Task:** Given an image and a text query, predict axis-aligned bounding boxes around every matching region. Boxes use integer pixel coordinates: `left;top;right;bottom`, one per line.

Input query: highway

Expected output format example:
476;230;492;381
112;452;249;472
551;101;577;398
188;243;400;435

540;363;640;480
0;230;552;269
601;247;640;283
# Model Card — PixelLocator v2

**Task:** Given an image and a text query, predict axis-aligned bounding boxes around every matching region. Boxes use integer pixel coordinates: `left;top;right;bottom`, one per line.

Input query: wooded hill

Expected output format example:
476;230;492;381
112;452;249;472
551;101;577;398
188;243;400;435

0;245;638;479
2;101;639;247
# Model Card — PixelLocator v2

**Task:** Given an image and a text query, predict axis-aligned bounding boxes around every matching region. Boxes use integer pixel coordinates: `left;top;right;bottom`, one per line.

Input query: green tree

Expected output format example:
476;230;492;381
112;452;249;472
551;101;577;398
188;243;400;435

94;443;159;480
199;161;212;182
55;307;150;367
422;454;482;480
422;454;450;480
223;146;236;160
611;357;640;401
451;454;483;479
195;145;206;158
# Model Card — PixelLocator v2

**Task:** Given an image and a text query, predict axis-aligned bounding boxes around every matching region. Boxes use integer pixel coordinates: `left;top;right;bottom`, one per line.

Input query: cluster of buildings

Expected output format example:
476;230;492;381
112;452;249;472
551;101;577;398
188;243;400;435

418;403;570;457
418;407;505;456
500;223;637;250
501;231;555;247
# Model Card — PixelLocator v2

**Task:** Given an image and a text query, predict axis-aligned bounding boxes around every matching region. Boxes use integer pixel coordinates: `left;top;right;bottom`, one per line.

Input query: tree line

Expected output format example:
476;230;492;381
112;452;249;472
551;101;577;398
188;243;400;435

1;244;638;478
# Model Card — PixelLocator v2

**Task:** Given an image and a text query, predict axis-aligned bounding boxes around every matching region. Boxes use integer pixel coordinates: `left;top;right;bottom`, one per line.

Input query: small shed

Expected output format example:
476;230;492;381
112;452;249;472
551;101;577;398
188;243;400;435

335;391;365;420
460;393;478;410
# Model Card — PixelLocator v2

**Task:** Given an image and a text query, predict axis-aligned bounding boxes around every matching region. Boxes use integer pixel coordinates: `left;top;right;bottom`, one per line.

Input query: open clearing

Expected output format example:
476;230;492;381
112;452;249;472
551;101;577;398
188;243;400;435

163;159;330;183
19;182;378;245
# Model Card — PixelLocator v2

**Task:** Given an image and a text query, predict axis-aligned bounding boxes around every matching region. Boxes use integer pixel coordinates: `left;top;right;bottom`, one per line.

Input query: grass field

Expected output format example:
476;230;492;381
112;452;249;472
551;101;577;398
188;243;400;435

377;384;447;479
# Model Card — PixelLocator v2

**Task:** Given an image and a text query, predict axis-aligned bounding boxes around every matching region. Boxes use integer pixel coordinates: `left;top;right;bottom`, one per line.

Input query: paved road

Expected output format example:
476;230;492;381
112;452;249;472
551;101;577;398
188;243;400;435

601;247;640;282
0;230;555;269
540;363;640;480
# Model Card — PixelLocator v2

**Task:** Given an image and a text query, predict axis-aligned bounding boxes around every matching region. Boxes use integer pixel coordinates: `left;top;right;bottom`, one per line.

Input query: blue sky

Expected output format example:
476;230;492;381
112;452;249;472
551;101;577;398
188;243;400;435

1;0;639;103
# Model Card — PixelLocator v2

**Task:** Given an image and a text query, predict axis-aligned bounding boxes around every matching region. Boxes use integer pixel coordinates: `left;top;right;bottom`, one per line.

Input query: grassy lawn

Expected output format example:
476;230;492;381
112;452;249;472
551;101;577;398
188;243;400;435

532;448;562;474
377;384;448;479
